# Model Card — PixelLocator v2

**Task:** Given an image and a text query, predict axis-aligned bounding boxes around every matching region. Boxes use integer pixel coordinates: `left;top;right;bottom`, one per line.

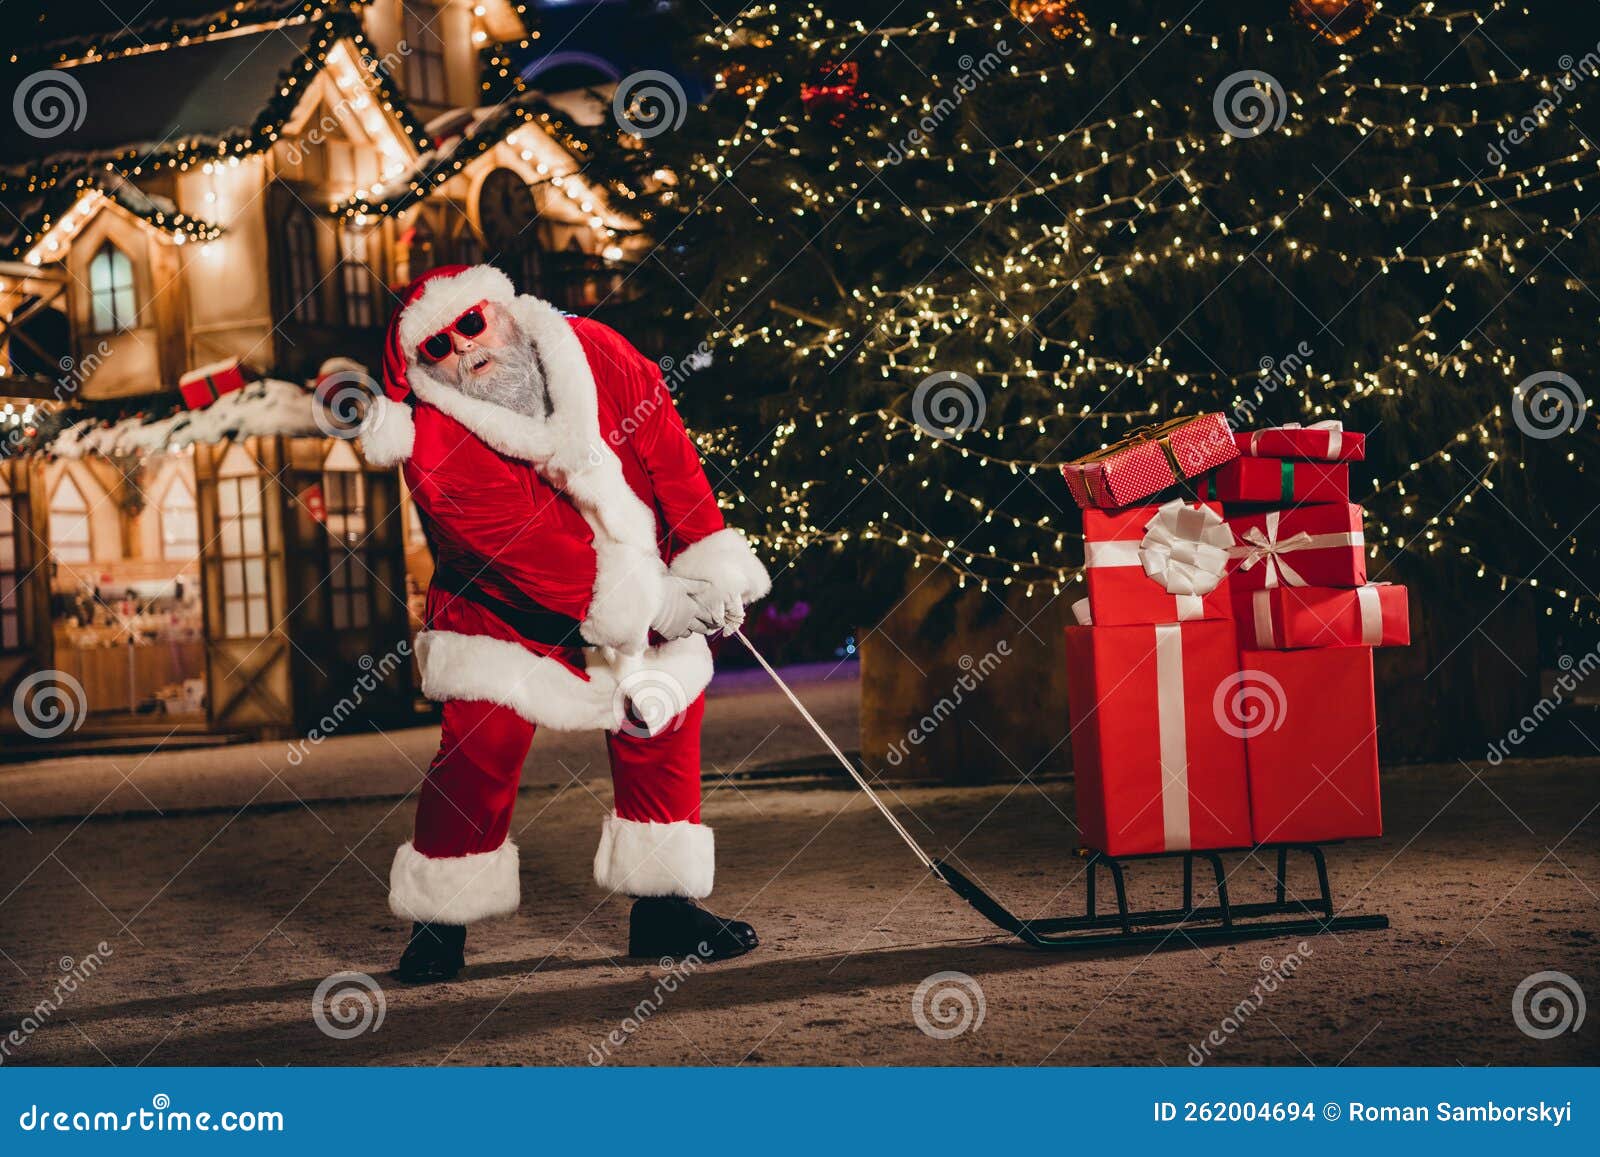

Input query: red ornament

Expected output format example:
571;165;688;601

1011;0;1090;42
801;60;866;128
1290;0;1375;46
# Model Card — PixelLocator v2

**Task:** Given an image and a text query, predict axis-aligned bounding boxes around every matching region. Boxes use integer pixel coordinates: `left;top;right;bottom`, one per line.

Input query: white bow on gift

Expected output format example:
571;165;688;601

1250;419;1343;458
1229;510;1318;588
1138;499;1235;596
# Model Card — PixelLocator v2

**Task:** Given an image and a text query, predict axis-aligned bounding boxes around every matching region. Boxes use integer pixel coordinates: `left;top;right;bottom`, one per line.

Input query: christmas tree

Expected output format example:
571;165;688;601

604;0;1599;633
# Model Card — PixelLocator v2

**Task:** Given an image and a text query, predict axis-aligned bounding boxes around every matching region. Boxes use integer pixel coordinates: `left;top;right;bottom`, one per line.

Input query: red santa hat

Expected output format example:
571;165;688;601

361;263;518;466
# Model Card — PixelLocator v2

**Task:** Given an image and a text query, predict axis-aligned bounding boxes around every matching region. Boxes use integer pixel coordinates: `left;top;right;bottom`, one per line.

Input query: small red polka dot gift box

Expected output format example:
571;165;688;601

1061;413;1238;510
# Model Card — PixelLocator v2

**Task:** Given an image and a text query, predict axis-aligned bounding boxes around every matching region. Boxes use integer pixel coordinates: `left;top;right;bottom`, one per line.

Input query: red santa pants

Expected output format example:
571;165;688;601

387;694;714;926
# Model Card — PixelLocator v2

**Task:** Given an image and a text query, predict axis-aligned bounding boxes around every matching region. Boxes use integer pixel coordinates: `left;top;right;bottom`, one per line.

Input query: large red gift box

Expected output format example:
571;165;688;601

179;358;251;410
1064;620;1253;855
1202;457;1349;504
1226;503;1367;591
1234;421;1366;462
1236;647;1382;842
1234;583;1410;650
1082;499;1233;626
1061;413;1238;510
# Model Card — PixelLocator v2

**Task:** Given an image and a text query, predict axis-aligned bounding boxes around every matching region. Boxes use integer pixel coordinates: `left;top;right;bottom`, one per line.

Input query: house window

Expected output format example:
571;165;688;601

284;212;322;323
88;242;137;333
323;440;371;630
0;474;23;650
159;476;200;562
216;444;270;638
402;4;449;105
48;473;93;564
340;226;377;328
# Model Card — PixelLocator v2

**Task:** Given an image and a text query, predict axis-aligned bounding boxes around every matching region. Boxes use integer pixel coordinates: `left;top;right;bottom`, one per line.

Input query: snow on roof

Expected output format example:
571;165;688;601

47;379;323;460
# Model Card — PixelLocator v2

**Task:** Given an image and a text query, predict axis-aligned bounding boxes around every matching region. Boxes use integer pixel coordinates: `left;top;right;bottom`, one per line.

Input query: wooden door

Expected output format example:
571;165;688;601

193;436;293;736
0;457;56;732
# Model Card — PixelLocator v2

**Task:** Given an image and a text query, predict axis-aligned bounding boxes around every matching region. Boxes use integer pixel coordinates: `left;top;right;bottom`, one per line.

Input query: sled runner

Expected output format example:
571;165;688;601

736;630;1389;951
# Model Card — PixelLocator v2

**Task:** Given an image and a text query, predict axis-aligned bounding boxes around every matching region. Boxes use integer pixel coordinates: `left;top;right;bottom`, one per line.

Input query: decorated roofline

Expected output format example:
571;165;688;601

14;1;342;70
5;178;223;265
330;90;641;236
1;10;432;182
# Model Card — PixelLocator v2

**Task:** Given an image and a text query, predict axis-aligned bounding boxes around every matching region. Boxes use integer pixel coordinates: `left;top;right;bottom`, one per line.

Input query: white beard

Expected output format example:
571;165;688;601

451;335;551;419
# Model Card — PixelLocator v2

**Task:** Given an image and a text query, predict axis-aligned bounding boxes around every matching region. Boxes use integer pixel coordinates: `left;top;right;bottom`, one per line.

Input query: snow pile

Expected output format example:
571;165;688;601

50;379;321;460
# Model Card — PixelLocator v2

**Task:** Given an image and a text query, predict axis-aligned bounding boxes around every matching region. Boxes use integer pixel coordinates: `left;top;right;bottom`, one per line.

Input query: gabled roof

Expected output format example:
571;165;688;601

2;2;343;68
0;9;427;260
332;90;637;234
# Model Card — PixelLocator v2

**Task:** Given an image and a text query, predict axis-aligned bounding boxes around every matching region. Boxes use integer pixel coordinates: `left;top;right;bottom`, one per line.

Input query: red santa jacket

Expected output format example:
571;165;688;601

359;292;769;733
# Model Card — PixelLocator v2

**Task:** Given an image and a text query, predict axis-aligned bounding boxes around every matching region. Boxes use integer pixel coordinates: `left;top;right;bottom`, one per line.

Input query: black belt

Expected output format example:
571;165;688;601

432;566;584;649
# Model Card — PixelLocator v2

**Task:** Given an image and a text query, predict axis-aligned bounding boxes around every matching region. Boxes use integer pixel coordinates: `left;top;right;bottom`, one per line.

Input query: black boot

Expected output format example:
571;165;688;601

629;896;758;962
394;921;466;984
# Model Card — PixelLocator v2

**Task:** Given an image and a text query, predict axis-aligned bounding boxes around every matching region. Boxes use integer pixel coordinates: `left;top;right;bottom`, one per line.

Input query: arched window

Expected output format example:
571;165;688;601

323;440;371;630
87;242;137;334
217;444;269;638
49;473;93;563
0;472;23;650
284;212;322;323
339;225;376;328
158;475;200;562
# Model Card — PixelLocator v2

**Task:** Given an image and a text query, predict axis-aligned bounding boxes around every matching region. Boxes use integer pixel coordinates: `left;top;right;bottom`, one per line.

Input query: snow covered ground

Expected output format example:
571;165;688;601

0;661;1595;1066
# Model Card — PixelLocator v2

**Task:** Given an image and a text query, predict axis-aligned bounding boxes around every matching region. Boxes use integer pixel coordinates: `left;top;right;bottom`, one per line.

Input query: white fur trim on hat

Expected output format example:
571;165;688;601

669;528;772;610
357;395;416;467
593;815;714;899
389;839;520;924
415;628;714;732
397;264;518;358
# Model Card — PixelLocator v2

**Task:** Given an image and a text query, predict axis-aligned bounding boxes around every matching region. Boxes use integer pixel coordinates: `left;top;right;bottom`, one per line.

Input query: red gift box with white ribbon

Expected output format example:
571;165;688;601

1225;503;1367;592
1082;498;1235;626
1061;413;1238;510
1235;647;1382;842
179;358;251;410
1234;583;1410;650
1233;420;1366;462
1202;457;1349;505
1064;619;1253;855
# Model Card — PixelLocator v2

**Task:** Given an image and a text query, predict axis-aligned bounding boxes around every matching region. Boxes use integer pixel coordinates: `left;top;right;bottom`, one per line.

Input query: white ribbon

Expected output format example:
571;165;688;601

1154;624;1191;850
1070;597;1093;626
1228;510;1363;588
1137;499;1234;597
1356;584;1382;645
1250;419;1344;459
1250;589;1275;648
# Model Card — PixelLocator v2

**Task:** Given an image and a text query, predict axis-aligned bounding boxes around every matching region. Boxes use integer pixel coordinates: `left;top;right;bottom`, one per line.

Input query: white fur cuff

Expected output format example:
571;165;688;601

358;396;415;466
593;815;714;899
580;542;666;651
669;528;772;609
389;840;520;924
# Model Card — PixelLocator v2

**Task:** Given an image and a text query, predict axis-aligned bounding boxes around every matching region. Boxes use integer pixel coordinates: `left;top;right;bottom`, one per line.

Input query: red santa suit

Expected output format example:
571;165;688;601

359;264;770;926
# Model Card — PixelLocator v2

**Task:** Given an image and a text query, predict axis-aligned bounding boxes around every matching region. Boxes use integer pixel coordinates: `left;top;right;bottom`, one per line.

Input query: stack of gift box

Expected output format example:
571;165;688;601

1059;415;1409;856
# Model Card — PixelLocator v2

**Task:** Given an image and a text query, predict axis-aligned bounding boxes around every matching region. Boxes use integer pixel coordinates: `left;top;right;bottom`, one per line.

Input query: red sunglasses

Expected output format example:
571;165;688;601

418;302;489;363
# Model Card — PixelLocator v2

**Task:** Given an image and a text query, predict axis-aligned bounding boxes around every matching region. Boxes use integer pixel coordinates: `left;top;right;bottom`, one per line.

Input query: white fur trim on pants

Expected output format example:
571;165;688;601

389;840;520;924
593;814;714;899
416;629;713;733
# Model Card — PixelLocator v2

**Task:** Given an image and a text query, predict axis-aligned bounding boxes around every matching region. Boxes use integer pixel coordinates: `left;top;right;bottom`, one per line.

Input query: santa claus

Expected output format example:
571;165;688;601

359;264;771;984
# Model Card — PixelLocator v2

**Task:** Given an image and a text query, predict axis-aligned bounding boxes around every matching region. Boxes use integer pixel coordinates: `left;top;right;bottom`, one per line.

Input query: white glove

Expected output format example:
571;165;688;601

650;576;729;640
